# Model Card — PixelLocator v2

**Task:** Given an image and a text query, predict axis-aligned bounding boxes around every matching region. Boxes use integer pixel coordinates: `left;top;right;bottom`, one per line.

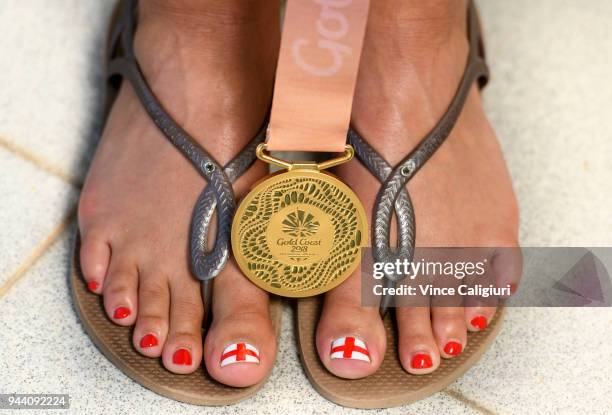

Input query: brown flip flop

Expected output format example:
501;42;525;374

298;299;504;408
70;0;281;405
71;238;282;405
296;1;505;408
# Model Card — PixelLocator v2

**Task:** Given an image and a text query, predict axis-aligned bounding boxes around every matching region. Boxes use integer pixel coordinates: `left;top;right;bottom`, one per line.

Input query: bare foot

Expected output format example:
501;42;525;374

316;0;520;378
78;0;281;386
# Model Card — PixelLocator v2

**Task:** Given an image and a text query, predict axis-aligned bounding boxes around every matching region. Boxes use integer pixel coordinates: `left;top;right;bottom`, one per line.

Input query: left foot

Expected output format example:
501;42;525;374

315;0;520;378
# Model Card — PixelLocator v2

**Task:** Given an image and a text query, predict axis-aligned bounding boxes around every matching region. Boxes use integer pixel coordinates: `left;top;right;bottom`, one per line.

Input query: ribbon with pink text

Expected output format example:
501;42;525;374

267;0;370;152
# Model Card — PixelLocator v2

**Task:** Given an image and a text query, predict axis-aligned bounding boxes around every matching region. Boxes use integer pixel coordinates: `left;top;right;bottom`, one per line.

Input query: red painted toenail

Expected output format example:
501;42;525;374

113;307;131;319
509;283;518;294
87;281;99;292
140;334;158;348
470;315;488;330
444;341;462;356
173;348;192;365
411;353;433;369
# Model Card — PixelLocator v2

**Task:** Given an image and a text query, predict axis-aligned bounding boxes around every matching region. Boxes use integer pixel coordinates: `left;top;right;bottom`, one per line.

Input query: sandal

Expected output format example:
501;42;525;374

296;1;506;408
70;0;281;405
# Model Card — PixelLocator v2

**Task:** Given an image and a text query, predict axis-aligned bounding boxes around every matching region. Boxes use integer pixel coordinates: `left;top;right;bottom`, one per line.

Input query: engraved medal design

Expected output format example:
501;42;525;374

231;146;368;297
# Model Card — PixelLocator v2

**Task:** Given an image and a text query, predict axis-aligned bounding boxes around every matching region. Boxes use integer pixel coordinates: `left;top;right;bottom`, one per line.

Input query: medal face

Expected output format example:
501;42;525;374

232;168;368;297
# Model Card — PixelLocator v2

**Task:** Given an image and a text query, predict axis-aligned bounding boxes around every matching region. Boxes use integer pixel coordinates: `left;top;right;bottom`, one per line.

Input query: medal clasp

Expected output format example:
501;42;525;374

255;143;354;172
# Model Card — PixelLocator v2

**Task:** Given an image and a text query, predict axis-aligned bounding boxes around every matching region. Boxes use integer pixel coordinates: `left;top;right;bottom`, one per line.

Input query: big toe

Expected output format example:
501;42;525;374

316;271;385;379
204;261;276;387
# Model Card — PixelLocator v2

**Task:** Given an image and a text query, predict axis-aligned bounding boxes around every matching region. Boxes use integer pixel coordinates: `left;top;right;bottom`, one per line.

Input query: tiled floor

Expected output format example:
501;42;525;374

1;1;611;414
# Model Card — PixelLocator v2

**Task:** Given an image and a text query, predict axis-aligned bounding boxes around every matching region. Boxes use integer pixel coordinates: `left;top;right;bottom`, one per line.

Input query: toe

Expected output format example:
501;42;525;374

431;307;467;359
316;271;385;379
464;306;496;332
102;255;138;326
463;253;499;332
79;232;111;294
132;270;170;357
396;307;440;374
492;245;523;297
204;261;275;387
161;273;203;374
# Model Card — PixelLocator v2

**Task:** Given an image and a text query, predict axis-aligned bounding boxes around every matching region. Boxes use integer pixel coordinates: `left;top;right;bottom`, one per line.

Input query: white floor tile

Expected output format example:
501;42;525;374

0;0;114;180
452;307;612;414
478;0;612;246
0;147;76;287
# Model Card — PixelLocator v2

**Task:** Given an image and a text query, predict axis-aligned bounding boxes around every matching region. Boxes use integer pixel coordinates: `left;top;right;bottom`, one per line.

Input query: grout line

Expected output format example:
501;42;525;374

0;135;83;189
444;388;499;415
0;209;76;300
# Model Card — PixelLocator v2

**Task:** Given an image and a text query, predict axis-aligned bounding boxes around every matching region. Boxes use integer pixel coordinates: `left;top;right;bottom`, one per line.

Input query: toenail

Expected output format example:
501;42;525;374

140;334;158;348
87;281;99;292
443;341;463;356
411;353;433;369
220;342;260;367
330;336;370;363
509;283;518;294
470;315;488;330
172;348;192;365
113;307;131;319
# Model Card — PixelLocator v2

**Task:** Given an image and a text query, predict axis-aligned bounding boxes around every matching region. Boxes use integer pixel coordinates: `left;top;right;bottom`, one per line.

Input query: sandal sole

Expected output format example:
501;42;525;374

297;296;504;408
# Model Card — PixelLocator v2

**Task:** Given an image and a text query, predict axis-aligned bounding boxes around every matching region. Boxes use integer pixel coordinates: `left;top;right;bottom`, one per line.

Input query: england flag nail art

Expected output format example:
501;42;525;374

330;336;370;362
220;342;260;367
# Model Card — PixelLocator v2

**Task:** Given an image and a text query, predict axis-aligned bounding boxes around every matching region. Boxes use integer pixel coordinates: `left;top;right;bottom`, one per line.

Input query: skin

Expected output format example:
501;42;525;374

78;0;520;386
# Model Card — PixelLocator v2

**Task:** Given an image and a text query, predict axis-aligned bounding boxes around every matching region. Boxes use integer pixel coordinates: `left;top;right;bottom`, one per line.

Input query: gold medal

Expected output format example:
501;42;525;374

236;0;372;297
232;144;368;297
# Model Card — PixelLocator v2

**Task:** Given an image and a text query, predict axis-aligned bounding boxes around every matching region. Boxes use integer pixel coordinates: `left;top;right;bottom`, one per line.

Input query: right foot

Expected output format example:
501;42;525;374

315;0;520;379
78;0;280;387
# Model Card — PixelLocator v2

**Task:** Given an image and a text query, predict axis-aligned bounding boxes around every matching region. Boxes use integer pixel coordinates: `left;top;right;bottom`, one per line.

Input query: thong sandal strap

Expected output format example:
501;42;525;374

105;0;265;292
350;0;490;316
349;131;416;312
